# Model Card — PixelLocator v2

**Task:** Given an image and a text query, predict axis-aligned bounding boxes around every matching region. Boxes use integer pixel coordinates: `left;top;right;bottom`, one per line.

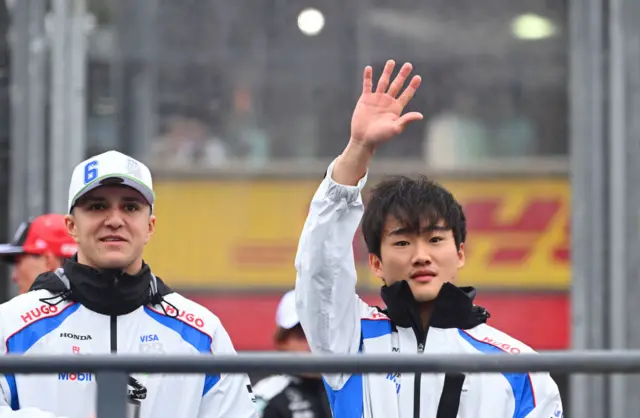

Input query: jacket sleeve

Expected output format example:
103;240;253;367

0;314;69;418
294;160;369;387
521;372;563;418
0;406;68;418
198;322;258;418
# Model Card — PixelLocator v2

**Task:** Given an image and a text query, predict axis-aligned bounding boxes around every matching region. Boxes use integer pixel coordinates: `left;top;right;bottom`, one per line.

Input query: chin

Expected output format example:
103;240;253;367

409;282;443;303
97;255;133;270
412;292;439;303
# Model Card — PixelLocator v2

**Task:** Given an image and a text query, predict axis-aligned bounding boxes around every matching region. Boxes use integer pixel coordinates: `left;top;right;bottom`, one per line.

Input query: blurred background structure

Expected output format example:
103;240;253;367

2;0;640;417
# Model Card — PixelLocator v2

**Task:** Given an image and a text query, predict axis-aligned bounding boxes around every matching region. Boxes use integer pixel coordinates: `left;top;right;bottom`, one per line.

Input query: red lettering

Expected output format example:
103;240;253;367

178;310;186;319
481;337;522;354
195;318;205;328
165;305;177;316
69;373;77;381
465;199;561;233
490;248;531;264
21;312;32;324
553;222;570;262
21;305;60;324
464;198;565;265
185;313;195;323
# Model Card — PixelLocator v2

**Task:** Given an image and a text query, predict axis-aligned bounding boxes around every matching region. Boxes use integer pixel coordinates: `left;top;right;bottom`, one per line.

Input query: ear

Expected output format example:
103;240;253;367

457;242;466;269
64;215;79;242
145;215;156;244
368;253;386;284
43;252;60;271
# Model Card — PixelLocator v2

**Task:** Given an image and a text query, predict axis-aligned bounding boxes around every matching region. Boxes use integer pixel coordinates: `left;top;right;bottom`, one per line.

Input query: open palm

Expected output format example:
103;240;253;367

351;60;423;148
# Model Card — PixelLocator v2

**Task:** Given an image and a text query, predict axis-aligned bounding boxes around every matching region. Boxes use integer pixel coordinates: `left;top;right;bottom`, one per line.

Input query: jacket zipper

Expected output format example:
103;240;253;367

413;332;427;418
110;315;117;353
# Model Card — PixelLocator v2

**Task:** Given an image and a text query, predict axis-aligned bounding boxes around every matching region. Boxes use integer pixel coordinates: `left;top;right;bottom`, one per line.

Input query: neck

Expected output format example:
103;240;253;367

76;252;144;275
419;302;435;331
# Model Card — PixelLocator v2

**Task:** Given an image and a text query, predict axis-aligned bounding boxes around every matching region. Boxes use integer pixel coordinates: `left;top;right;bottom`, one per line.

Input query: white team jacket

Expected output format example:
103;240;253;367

0;287;258;418
294;160;564;418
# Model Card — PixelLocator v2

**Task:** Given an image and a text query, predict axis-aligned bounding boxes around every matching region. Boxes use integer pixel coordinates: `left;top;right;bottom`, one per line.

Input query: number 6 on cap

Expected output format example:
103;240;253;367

84;161;98;184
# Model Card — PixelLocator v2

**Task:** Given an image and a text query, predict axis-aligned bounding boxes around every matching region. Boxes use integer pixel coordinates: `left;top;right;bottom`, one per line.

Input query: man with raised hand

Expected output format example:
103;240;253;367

295;60;563;418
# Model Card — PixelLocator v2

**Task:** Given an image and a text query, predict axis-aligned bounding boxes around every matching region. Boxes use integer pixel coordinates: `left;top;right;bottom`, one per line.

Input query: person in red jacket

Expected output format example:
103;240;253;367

0;214;77;294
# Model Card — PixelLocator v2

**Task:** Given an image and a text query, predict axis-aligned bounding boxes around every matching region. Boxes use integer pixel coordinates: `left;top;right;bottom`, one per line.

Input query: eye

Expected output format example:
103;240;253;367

88;203;106;211
430;236;444;243
393;241;410;247
124;204;140;212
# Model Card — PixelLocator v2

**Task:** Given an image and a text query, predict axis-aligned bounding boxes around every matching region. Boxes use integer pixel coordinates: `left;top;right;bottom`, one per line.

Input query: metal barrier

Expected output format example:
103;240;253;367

4;351;640;417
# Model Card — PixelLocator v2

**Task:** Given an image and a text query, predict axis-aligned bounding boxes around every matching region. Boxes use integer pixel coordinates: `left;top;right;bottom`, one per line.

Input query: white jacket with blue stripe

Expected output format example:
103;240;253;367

294;161;564;418
0;285;258;418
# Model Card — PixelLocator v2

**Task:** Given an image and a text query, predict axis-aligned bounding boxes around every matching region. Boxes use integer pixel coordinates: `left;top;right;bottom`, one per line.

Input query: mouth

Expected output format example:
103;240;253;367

99;235;127;243
410;269;437;282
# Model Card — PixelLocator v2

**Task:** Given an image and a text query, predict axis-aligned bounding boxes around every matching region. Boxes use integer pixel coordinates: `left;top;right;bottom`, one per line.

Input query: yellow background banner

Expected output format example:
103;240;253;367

144;178;570;290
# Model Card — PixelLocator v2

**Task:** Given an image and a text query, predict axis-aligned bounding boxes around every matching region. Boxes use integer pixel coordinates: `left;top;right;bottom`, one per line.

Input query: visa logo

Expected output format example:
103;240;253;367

140;334;159;343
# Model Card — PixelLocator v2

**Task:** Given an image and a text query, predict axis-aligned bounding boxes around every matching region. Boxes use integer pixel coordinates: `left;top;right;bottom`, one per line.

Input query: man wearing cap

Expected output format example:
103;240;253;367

0;150;258;418
253;290;331;418
0;214;77;294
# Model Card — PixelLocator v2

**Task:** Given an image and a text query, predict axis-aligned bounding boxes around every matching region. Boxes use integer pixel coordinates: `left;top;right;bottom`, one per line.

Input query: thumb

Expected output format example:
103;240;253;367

397;112;424;130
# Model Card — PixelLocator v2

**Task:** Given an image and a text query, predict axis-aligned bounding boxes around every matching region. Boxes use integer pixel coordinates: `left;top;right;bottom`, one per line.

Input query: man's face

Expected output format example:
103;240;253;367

277;331;310;353
369;216;465;302
66;185;155;274
276;326;318;378
10;254;48;294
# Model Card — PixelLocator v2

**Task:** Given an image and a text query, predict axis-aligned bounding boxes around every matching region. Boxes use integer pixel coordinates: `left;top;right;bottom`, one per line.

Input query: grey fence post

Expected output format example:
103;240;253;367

96;371;127;418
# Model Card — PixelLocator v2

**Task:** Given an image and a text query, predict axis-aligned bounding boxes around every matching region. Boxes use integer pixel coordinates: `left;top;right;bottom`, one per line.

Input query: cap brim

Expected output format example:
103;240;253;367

277;318;301;330
0;244;23;262
70;174;155;211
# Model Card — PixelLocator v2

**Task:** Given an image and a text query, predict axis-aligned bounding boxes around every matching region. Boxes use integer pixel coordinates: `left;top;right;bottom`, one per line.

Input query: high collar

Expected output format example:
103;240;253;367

380;281;490;331
59;255;155;316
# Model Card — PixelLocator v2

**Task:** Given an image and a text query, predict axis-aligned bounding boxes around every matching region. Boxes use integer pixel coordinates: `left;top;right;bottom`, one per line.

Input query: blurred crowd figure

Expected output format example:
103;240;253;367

149;86;537;169
253;290;331;418
152;113;229;166
424;90;535;168
151;84;270;168
0;214;77;294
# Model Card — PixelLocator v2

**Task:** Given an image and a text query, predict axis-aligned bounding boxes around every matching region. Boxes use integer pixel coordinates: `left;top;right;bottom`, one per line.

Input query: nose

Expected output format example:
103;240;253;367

411;240;432;266
10;266;18;283
104;207;125;228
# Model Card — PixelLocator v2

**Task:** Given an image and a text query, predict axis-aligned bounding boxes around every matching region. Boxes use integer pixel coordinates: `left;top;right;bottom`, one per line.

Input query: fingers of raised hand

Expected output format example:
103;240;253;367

387;62;413;98
362;65;373;94
375;60;396;93
397;111;424;130
397;74;422;109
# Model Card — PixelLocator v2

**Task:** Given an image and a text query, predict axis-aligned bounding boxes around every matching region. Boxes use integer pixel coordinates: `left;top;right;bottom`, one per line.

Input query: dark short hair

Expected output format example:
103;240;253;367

361;176;467;258
273;324;306;344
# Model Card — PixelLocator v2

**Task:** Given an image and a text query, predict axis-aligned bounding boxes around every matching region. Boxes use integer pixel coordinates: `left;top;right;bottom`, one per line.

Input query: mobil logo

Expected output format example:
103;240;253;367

58;372;92;382
163;306;205;329
21;304;59;324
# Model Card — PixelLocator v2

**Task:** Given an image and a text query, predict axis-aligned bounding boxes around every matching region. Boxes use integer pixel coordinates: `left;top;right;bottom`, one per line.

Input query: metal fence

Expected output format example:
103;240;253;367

6;351;640;418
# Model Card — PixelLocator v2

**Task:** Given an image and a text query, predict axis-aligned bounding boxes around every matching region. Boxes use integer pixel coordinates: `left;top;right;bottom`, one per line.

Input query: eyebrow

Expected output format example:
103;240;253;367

388;225;451;236
81;196;145;204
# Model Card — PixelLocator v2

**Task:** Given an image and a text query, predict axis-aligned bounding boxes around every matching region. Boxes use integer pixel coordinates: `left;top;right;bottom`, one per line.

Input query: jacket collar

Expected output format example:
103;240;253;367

31;255;172;316
380;281;490;331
